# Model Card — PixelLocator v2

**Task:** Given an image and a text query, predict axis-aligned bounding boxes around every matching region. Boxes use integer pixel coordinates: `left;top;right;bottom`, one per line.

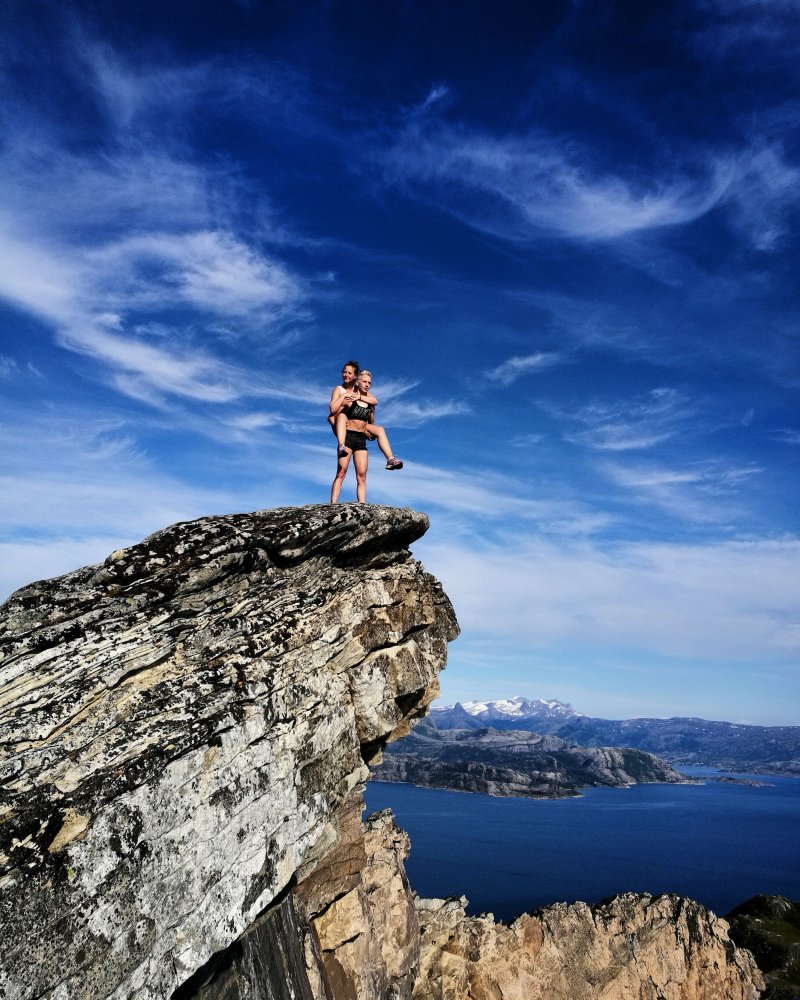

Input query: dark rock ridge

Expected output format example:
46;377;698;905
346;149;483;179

0;506;763;1000
432;697;800;773
726;895;800;1000
371;718;688;798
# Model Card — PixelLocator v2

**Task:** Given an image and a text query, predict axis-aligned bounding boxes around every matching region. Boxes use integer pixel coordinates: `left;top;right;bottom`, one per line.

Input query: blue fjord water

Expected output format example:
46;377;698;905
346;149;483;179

364;768;800;923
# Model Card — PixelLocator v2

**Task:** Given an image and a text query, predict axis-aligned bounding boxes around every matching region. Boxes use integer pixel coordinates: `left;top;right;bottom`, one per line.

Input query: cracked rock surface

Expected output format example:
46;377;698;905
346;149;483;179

413;891;764;1000
0;504;458;1000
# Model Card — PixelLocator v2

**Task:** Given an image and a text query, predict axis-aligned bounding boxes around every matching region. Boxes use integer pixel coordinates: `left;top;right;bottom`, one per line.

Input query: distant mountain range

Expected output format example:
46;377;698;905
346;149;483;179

372;718;687;799
430;698;800;774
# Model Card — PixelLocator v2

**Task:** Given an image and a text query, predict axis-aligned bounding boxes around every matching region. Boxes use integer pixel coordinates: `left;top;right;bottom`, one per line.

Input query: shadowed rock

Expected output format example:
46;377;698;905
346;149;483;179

726;895;800;1000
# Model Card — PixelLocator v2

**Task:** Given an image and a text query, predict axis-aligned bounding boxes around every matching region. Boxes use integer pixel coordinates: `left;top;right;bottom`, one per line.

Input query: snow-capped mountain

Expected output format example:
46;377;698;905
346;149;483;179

431;697;584;727
427;698;800;773
464;697;582;718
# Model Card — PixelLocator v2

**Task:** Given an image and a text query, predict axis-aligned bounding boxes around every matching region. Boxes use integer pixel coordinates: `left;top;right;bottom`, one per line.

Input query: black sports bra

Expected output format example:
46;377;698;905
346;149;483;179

347;400;371;422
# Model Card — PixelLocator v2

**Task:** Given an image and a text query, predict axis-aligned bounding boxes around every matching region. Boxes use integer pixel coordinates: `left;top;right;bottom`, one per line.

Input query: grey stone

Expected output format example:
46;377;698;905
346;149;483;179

0;504;458;1000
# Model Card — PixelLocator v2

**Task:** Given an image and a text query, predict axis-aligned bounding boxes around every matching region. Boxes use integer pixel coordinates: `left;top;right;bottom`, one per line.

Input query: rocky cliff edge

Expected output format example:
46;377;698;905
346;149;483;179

0;504;763;1000
0;505;457;1000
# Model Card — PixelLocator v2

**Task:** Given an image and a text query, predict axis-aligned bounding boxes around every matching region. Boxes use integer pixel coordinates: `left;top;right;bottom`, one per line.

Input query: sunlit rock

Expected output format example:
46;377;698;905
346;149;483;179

0;504;457;1000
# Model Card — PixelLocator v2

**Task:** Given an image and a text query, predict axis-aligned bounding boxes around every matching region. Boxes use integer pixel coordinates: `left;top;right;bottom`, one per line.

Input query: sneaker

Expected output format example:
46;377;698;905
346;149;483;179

338;446;348;458
385;457;403;470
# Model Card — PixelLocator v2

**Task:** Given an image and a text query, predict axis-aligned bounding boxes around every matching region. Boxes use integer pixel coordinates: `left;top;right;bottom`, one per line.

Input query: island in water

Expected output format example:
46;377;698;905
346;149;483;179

372;717;690;798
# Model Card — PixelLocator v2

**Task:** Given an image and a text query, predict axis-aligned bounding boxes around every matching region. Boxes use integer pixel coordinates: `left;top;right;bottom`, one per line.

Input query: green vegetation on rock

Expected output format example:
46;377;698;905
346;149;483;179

726;895;800;1000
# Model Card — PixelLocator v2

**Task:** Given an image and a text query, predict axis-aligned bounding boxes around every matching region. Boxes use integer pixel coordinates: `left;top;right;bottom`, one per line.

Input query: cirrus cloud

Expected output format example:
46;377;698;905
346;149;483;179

384;124;735;241
383;120;800;252
486;351;564;386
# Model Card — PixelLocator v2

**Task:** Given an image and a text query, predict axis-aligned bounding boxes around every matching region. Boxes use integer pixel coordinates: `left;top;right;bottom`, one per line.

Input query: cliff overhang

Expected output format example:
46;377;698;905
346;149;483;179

0;504;458;1000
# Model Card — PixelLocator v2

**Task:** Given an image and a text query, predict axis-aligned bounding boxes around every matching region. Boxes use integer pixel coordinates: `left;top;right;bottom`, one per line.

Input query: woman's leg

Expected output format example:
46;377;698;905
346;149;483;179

353;449;368;503
328;413;348;452
335;412;348;455
330;450;351;503
365;423;402;468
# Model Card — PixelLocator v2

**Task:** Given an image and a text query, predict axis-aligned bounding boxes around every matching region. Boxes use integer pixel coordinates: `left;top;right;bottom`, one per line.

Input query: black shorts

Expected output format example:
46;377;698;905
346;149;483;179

345;430;368;453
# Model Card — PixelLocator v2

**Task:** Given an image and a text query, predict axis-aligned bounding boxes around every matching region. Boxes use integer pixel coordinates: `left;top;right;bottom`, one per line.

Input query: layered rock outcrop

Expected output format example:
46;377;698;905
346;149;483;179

294;801;421;1000
0;504;764;1000
0;505;457;1000
414;893;763;1000
290;807;763;1000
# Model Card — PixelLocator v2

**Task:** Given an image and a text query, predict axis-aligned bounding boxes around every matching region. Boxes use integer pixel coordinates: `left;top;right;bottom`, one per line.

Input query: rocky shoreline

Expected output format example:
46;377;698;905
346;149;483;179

372;718;691;799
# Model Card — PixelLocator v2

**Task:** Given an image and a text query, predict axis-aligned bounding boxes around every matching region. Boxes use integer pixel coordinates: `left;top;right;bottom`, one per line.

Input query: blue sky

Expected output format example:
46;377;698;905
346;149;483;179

2;0;799;724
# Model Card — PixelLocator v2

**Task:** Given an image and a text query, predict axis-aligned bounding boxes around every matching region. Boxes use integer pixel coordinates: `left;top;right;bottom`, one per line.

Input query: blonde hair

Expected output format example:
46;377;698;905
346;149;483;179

358;369;372;379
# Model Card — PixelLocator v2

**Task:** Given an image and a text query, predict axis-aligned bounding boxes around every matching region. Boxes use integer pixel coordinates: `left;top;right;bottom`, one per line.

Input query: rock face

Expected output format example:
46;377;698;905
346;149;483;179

0;504;764;1000
293;802;420;1000
372;718;688;798
0;505;457;1000
414;893;764;1000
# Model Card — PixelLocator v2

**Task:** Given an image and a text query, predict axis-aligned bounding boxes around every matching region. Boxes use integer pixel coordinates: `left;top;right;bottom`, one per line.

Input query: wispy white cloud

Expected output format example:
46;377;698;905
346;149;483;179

80;42;214;134
377;398;470;427
383;119;800;253
560;388;693;451
423;532;800;663
510;433;546;448
225;411;281;433
0;230;83;325
2;139;216;237
0;245;294;404
0;410;236;538
361;377;418;401
61;320;256;404
338;377;468;428
384;124;735;241
602;458;762;523
507;280;800;394
0;226;277;405
85;231;302;316
0;44;307;411
408;84;451;118
693;0;800;61
725;146;800;251
486;352;564;386
774;429;800;445
506;290;654;355
77;37;315;144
